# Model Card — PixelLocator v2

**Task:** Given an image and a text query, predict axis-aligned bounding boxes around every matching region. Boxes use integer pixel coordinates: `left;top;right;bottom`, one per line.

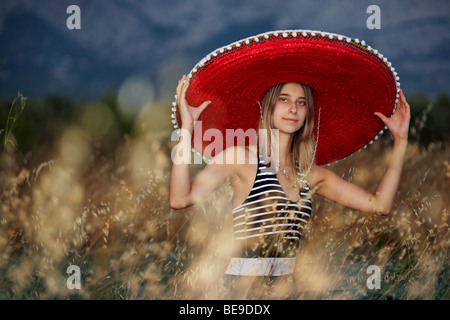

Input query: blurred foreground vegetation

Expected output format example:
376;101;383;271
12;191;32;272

0;90;448;300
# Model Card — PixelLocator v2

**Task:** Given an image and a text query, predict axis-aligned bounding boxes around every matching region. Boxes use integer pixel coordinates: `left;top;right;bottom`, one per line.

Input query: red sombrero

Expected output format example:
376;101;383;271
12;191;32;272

171;29;400;166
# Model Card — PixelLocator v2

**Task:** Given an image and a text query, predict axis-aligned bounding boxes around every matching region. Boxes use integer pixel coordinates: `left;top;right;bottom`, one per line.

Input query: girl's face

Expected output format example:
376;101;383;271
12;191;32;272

272;83;308;133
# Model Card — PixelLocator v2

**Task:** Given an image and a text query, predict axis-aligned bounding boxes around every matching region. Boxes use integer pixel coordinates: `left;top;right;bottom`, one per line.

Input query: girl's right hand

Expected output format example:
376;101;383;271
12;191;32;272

176;75;211;130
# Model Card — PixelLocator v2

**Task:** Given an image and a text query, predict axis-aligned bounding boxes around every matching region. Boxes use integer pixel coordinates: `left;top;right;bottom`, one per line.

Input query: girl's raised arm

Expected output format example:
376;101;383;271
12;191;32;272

312;90;411;215
169;76;236;209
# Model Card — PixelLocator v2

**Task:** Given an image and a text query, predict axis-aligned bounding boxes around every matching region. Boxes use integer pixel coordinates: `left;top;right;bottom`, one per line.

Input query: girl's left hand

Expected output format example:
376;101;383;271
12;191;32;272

374;89;411;141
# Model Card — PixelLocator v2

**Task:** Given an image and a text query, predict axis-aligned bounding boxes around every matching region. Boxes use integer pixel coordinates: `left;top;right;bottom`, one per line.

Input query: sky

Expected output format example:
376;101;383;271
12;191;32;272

0;0;449;107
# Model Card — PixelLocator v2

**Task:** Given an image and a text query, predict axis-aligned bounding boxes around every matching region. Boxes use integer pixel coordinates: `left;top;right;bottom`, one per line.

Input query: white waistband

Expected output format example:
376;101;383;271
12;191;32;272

224;257;296;276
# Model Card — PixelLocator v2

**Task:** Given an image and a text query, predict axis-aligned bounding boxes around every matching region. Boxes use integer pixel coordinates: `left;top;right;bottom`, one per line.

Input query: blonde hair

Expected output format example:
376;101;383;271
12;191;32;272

258;82;315;179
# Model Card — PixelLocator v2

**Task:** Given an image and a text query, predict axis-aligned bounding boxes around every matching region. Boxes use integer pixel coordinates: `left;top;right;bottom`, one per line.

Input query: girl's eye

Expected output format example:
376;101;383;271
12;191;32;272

297;100;306;106
279;98;288;102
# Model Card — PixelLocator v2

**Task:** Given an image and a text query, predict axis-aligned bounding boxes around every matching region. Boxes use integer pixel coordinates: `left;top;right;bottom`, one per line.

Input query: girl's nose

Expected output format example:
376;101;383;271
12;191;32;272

289;103;297;113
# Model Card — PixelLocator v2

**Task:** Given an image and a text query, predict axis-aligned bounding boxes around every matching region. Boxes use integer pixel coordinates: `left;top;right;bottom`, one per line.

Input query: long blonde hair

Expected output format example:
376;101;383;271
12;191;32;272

258;82;315;178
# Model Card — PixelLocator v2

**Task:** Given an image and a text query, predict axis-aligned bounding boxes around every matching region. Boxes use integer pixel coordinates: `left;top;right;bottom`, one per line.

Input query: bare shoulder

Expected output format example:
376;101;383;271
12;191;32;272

209;145;258;179
309;165;333;190
210;145;257;164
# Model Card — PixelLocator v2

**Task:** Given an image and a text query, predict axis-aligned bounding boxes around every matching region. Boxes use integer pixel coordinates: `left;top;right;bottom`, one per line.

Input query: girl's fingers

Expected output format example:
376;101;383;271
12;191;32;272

400;89;406;102
176;75;189;108
176;76;185;103
198;100;212;114
177;74;186;90
175;75;211;121
398;90;411;117
374;112;389;125
401;90;409;108
179;75;190;103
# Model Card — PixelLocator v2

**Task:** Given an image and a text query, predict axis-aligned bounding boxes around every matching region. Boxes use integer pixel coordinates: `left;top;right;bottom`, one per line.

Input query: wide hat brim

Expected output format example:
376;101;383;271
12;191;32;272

172;30;400;166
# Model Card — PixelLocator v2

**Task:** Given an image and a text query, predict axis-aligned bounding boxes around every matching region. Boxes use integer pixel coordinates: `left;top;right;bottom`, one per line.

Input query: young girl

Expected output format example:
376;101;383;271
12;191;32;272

169;30;410;293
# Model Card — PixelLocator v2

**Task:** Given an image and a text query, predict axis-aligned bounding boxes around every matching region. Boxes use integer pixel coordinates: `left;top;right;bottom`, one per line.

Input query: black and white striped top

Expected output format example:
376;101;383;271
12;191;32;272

231;156;312;259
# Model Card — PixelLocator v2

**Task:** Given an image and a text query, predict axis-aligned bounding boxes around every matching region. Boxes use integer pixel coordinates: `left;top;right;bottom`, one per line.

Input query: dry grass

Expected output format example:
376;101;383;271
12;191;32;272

0;101;448;300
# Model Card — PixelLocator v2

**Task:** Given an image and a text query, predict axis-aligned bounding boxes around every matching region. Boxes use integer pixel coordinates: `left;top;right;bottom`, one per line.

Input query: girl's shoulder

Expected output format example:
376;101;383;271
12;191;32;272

210;145;258;166
210;145;258;184
309;165;331;190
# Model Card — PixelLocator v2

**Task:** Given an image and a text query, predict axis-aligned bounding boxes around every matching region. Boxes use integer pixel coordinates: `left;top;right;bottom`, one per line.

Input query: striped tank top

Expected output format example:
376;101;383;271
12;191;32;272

225;156;312;276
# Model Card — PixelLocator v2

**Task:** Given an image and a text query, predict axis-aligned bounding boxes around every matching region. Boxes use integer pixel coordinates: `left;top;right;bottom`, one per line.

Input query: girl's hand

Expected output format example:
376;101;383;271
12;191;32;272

374;89;410;141
176;75;211;130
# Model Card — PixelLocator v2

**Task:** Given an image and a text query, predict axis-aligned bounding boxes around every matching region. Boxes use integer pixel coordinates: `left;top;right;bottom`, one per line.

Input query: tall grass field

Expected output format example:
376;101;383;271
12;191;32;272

0;91;448;299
